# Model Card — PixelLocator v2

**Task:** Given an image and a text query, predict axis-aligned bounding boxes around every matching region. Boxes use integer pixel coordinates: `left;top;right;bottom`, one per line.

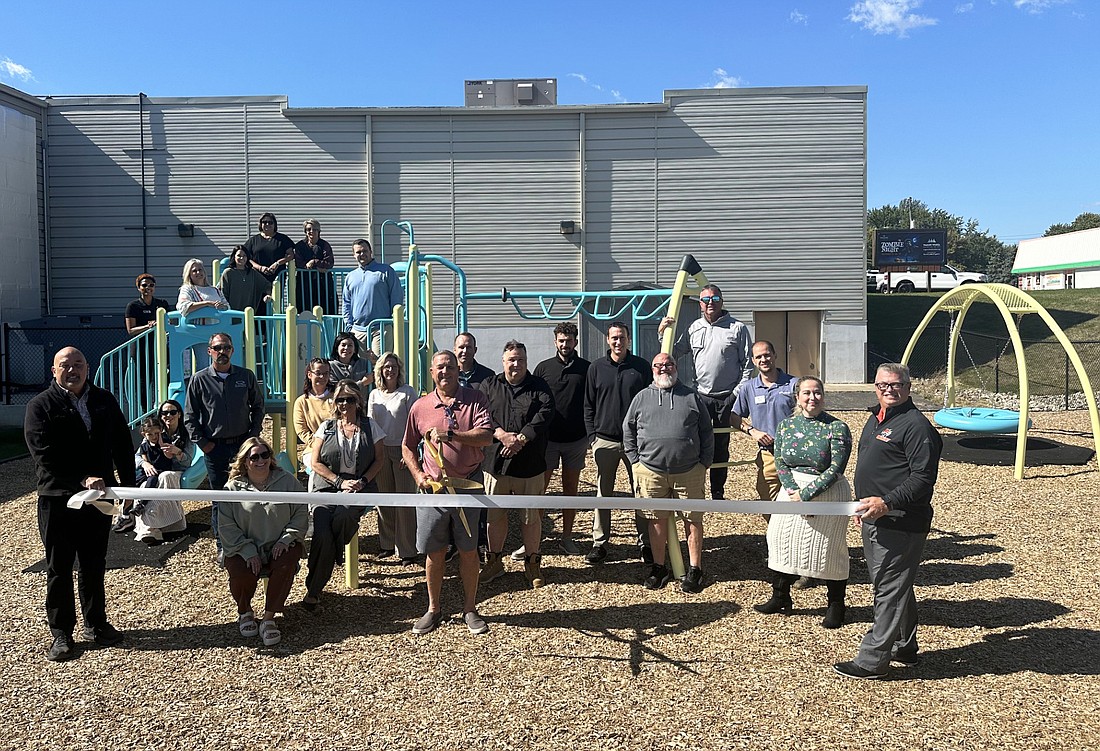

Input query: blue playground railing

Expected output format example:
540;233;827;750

95;328;159;428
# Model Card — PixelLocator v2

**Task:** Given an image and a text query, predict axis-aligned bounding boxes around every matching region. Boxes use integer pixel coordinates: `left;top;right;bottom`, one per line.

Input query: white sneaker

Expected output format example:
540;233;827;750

509;545;527;561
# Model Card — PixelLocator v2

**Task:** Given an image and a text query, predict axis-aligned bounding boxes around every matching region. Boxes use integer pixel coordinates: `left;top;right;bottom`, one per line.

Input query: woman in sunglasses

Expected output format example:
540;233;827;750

292;358;334;471
220;437;308;647
129;400;192;544
302;380;384;610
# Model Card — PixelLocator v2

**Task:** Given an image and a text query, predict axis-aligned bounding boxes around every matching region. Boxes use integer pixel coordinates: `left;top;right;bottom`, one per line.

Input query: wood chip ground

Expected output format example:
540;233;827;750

2;406;1098;749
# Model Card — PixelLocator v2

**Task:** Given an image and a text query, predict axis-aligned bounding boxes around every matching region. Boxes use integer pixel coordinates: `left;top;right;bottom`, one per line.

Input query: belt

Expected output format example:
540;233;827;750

702;390;732;399
213;435;245;445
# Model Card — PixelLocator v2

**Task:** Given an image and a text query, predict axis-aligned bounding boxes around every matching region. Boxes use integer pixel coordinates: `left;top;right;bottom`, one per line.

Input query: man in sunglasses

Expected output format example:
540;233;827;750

835;363;942;680
183;332;265;567
657;284;753;500
124;273;174;414
402;350;494;635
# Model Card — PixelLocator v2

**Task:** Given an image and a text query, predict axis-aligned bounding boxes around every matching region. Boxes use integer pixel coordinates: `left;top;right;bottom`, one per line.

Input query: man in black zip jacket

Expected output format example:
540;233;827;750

24;347;136;662
582;321;652;564
835;363;942;680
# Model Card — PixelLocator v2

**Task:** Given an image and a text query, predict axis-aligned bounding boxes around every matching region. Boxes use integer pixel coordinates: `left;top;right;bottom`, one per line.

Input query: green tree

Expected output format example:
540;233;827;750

1044;212;1100;236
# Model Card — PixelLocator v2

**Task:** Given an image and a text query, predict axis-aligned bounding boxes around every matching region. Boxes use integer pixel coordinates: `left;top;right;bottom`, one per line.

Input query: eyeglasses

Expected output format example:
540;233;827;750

699;295;722;303
334;396;357;404
247;451;272;462
210;344;233;353
159;409;180;416
874;381;909;392
652;362;675;371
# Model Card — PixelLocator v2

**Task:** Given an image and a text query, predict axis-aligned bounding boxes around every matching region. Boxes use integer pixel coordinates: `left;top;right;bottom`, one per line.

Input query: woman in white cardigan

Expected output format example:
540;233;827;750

754;376;853;629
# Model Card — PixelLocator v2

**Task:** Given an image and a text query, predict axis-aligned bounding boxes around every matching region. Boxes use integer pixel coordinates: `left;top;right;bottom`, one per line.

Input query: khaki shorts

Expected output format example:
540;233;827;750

483;472;544;525
633;463;707;522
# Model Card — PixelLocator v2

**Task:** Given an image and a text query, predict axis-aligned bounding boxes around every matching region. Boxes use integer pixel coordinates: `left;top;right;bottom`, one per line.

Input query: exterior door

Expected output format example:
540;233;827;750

753;310;821;379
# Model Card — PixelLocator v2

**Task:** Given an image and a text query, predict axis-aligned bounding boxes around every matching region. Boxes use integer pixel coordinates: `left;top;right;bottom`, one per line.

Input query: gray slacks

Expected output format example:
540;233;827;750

590;437;647;549
856;522;928;671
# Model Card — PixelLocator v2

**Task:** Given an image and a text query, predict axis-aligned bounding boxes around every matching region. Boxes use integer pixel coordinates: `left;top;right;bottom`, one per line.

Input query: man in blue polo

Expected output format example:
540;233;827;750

731;340;797;504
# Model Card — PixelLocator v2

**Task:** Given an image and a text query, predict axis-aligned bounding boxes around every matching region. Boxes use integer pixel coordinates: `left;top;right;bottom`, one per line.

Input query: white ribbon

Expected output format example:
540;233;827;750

70;486;859;517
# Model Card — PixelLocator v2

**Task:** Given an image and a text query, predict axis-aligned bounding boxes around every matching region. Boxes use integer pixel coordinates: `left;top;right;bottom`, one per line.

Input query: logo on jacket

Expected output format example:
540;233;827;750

875;428;893;442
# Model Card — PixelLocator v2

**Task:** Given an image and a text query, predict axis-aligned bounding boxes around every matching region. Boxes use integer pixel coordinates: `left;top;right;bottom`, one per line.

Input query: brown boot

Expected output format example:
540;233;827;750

524;553;544;589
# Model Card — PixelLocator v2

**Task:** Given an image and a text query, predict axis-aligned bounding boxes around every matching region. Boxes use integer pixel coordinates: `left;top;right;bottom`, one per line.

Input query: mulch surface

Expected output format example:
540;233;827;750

3;405;1099;750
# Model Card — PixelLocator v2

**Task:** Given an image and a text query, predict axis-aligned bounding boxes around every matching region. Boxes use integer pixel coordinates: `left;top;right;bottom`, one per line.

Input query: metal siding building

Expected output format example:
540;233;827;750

24;85;868;381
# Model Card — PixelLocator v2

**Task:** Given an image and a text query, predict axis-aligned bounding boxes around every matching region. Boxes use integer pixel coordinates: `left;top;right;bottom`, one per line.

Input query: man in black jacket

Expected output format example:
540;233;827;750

479;341;554;589
835;363;942;680
582;321;652;564
24;347;136;661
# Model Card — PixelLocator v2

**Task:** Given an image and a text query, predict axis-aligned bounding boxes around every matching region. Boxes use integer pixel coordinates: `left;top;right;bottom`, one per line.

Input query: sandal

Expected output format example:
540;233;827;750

259;619;281;646
238;611;258;638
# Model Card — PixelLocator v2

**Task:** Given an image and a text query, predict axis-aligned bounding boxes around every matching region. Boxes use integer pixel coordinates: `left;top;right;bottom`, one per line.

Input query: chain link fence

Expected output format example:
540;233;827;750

1;321;131;405
869;323;1100;410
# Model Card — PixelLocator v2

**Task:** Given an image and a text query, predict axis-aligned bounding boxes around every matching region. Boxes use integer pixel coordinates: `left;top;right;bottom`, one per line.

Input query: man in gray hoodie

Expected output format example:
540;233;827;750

622;353;714;594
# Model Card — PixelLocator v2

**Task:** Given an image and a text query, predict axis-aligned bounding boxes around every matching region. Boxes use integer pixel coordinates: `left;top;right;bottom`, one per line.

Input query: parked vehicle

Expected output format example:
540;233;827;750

867;268;880;292
875;264;987;293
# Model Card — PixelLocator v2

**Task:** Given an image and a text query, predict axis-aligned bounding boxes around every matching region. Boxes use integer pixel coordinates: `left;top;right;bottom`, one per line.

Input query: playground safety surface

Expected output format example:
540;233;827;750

2;408;1098;750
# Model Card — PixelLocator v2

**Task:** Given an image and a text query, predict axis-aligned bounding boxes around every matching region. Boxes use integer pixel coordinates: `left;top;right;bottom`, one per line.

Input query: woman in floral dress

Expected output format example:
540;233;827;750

754;376;853;629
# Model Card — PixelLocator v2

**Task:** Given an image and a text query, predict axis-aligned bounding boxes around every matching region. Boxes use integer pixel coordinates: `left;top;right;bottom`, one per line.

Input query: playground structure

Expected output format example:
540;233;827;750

93;221;728;583
900;283;1100;480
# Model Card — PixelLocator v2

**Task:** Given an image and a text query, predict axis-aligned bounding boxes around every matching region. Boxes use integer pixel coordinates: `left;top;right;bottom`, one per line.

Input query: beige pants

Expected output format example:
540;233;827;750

756;449;782;502
483;472;544;525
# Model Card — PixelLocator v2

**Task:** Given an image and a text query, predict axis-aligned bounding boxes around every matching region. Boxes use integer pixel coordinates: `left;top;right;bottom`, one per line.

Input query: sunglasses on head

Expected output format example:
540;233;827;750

247;450;272;462
699;295;722;303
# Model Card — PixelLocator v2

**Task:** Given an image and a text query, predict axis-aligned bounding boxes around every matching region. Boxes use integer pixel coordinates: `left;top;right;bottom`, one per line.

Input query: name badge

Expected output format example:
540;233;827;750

754;394;767;404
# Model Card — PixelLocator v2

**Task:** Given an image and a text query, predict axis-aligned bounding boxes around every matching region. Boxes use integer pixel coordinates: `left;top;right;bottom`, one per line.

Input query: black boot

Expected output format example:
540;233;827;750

822;579;847;629
754;571;794;615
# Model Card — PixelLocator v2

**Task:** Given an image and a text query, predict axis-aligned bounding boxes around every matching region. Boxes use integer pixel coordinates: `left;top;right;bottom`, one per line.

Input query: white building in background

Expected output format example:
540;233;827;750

1013;227;1100;291
0;81;870;382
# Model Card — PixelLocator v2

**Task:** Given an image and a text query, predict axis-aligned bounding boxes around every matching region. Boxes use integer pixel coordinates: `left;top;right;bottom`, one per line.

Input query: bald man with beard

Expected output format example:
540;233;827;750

24;347;136;661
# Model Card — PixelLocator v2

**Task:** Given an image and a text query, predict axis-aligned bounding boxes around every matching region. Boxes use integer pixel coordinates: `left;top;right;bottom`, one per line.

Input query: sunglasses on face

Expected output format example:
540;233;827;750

247;450;272;462
699;295;722;303
334;396;356;404
139;282;156;288
210;344;232;353
261;220;274;226
159;409;180;416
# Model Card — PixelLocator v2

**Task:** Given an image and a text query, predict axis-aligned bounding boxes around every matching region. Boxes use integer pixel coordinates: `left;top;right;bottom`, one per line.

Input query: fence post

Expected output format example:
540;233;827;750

1;322;7;405
1065;353;1070;411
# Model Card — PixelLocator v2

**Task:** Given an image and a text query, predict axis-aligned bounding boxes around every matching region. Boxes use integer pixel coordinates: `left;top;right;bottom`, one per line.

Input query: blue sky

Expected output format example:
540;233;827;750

4;0;1095;244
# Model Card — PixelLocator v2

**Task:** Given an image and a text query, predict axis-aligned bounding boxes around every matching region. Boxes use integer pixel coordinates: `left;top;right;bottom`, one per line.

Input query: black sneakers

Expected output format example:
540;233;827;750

82;623;125;647
680;566;705;594
585;544;607;564
643;563;672;590
833;661;888;680
47;634;74;662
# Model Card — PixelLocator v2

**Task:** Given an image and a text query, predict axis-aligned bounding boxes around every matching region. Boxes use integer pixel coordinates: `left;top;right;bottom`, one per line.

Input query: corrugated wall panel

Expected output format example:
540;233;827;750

46;103;146;314
652;92;866;324
0;86;46;318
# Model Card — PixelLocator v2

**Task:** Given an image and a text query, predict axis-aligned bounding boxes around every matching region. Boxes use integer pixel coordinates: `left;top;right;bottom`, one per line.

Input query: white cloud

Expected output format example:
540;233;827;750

710;68;744;89
0;57;34;82
568;72;626;102
955;2;974;12
847;0;937;36
790;9;809;24
1014;0;1069;12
